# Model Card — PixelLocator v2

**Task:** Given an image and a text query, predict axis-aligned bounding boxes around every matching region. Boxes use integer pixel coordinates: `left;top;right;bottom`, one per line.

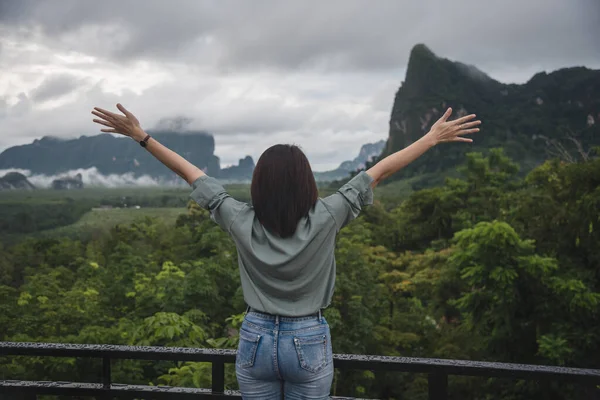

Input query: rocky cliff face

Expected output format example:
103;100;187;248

338;140;386;172
219;156;255;182
381;44;600;178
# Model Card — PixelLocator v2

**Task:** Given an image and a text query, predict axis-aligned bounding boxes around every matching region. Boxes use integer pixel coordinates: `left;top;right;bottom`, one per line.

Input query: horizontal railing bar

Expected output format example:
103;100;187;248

1;342;599;385
333;354;600;384
0;381;240;399
0;342;237;363
0;381;363;400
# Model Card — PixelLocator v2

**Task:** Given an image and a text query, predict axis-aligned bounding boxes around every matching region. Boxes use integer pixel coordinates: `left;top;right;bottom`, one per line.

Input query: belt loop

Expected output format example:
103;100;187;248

318;309;322;322
275;315;280;326
245;305;250;314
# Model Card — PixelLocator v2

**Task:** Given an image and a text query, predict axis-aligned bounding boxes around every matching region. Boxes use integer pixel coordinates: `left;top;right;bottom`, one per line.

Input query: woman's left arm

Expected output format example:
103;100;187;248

92;104;205;184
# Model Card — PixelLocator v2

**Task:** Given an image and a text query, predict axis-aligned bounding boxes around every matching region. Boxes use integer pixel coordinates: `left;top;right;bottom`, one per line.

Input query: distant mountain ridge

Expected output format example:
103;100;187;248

0;132;254;182
0;131;385;184
379;44;600;182
314;140;385;181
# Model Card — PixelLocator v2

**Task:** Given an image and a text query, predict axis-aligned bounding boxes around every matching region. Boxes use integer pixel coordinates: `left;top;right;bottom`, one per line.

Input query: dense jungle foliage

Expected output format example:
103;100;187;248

0;148;599;399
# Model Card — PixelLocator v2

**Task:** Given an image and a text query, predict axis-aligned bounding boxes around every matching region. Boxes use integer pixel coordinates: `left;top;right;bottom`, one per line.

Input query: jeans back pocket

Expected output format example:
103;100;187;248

293;333;329;373
236;329;261;368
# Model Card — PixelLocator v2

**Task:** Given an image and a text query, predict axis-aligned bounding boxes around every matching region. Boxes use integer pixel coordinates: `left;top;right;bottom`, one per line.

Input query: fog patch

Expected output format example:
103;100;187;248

0;167;189;188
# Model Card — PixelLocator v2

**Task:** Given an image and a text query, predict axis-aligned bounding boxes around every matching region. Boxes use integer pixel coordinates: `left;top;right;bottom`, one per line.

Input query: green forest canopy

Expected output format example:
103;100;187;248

0;148;599;399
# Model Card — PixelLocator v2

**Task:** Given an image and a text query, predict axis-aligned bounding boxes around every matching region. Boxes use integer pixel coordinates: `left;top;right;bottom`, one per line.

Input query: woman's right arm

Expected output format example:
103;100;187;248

92;104;205;185
366;108;481;187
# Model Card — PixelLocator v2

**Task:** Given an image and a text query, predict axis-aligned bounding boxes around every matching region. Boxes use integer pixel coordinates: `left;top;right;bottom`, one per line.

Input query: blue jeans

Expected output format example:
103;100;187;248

235;310;334;399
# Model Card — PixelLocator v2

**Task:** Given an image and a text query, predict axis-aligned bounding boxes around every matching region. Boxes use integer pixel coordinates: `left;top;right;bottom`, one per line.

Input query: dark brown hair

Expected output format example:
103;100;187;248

251;144;318;238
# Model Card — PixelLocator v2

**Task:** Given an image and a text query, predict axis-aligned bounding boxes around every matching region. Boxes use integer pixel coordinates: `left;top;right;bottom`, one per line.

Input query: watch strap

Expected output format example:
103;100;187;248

140;134;151;147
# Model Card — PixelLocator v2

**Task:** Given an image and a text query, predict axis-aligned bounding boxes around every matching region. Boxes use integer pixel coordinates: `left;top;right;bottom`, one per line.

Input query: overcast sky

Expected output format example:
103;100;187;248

1;0;599;171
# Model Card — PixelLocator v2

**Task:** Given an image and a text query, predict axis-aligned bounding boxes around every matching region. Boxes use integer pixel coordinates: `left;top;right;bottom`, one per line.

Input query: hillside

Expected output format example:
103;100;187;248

0;172;35;190
380;44;600;182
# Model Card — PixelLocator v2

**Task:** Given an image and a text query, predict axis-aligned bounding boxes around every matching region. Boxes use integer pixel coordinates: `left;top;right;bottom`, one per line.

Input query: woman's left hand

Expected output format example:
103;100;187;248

92;104;145;141
425;108;481;145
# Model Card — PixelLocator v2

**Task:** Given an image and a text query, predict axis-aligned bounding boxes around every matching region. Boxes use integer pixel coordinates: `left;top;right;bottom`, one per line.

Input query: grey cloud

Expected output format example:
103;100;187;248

0;83;122;151
30;74;82;102
0;66;390;169
152;116;193;132
0;96;7;118
12;93;32;115
1;0;598;73
0;0;220;60
214;0;600;72
1;0;599;171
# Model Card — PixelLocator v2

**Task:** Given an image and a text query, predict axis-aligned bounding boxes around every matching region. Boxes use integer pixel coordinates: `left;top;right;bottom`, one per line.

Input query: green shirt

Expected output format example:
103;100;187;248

190;171;374;317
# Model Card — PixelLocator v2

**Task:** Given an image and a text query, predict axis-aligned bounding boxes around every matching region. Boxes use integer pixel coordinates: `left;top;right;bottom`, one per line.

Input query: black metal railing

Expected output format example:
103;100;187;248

1;342;599;399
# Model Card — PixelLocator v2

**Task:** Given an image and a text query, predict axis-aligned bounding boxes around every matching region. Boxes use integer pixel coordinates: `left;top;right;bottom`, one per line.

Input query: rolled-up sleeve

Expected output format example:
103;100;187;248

321;171;374;232
190;175;247;233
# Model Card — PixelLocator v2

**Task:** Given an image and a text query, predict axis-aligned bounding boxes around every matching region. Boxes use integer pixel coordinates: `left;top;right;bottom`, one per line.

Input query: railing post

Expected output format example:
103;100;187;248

102;356;112;388
101;356;112;400
212;360;225;393
428;372;448;400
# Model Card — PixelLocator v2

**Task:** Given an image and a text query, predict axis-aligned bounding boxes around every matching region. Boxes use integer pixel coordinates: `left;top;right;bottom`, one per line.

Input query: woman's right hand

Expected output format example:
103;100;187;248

425;107;481;146
91;103;146;141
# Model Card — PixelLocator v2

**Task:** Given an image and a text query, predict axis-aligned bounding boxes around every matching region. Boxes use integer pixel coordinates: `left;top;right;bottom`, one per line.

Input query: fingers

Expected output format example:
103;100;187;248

92;118;114;128
116;103;131;117
452;113;477;125
457;128;480;135
440;107;452;122
92;106;130;134
91;110;106;119
91;110;118;123
93;107;121;120
458;120;481;129
453;137;473;143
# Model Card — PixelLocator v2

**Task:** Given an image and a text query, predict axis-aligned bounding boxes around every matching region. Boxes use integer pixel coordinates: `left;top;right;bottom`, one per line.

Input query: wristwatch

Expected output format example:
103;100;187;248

139;134;151;147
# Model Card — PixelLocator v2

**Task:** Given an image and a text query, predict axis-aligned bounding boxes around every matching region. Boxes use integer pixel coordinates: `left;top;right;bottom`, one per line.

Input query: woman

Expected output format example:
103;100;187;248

92;104;480;399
